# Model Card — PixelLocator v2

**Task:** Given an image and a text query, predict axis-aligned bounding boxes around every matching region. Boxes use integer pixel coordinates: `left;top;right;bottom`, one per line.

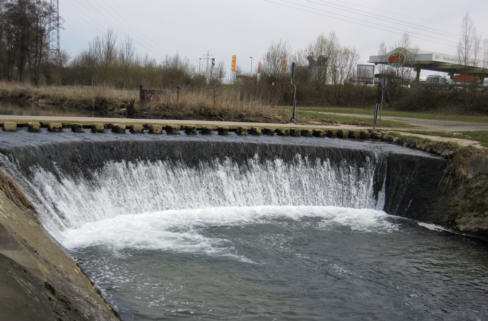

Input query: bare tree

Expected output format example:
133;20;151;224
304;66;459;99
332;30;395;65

483;39;488;68
262;40;290;77
306;32;357;85
457;13;481;66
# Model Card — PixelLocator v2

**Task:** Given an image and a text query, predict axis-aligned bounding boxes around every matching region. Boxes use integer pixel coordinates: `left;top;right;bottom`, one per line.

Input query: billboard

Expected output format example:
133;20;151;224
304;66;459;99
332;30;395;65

357;64;374;82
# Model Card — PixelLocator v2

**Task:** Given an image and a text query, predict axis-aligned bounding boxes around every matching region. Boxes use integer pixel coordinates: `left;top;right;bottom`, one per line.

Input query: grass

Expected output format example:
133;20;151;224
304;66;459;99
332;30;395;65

0;81;138;100
0;82;288;123
295;110;413;128
399;130;488;148
298;106;488;123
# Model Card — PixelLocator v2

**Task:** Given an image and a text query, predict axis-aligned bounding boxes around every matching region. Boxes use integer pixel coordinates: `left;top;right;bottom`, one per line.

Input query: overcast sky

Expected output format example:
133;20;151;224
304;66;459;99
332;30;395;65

60;0;488;75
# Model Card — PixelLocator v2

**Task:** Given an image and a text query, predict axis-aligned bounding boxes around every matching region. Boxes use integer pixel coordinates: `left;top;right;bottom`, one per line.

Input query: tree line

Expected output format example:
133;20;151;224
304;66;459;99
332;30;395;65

0;0;64;84
1;2;485;112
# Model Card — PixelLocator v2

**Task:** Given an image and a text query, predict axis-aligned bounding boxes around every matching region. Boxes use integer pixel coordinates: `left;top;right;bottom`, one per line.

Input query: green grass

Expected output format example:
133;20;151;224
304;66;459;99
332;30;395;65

401;130;488;147
298;106;488;123
297;110;412;128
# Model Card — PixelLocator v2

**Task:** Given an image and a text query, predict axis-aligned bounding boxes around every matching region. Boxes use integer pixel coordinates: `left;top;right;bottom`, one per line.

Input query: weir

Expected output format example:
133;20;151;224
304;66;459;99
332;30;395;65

0;129;447;230
1;128;464;321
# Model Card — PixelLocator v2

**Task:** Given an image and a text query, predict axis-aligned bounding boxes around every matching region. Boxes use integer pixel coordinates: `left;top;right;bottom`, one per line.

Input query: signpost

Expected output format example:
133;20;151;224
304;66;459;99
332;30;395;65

379;77;388;120
290;62;297;122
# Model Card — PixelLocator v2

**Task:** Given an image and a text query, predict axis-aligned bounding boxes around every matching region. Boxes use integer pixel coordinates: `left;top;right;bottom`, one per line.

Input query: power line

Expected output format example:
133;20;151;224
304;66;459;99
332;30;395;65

63;0;161;59
279;0;458;47
263;0;459;50
83;0;164;58
307;0;454;40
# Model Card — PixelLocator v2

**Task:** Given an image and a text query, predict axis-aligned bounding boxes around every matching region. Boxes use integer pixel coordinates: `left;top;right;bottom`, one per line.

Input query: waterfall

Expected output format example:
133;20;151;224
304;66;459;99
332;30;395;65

3;153;385;239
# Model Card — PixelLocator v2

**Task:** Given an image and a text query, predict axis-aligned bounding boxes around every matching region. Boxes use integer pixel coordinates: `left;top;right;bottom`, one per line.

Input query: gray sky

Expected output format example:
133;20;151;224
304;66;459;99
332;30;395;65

61;0;488;76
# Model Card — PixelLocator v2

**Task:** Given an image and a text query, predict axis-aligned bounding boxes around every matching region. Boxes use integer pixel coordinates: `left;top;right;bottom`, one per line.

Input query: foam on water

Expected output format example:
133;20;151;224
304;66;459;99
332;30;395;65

59;206;396;260
12;154;385;235
1;153;390;259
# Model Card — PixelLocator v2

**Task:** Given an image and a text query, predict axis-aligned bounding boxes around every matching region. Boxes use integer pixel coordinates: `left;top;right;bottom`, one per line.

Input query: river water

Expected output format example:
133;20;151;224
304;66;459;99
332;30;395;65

0;131;487;320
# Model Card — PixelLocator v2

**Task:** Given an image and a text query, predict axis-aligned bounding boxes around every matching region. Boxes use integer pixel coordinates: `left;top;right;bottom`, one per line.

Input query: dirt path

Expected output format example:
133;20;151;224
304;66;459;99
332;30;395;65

316;112;488;132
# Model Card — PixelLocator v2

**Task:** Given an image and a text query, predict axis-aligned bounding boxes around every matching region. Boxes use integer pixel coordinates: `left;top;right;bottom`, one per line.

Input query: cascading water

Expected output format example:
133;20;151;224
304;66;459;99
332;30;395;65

26;155;384;235
2;152;388;253
1;131;487;321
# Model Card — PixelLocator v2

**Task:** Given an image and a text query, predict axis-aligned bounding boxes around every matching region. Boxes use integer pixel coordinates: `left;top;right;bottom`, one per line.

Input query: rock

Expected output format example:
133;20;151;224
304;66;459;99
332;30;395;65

289;129;301;137
275;128;290;136
48;122;62;132
71;123;84;133
91;124;105;133
235;127;248;136
313;130;326;137
130;124;144;133
217;127;229;135
199;127;212;135
111;124;126;134
164;126;179;135
326;130;337;138
184;126;197;135
249;127;262;136
149;124;163;134
28;122;41;133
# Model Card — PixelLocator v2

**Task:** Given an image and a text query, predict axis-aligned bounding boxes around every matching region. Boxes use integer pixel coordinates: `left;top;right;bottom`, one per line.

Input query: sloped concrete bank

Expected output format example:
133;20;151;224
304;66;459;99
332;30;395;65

0;171;120;321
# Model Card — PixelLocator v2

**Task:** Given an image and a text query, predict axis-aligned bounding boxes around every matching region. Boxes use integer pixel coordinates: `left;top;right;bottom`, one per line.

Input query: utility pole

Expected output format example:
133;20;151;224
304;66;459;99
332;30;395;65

49;0;61;64
200;51;212;80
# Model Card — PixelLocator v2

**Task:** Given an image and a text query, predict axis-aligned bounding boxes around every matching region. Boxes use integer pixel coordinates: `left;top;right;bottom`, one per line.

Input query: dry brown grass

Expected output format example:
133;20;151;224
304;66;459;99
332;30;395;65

0;82;288;122
143;89;287;122
0;81;138;100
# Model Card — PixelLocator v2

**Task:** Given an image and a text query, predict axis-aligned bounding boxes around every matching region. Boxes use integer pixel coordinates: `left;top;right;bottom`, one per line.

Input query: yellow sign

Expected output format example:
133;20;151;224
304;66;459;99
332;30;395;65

282;59;288;73
257;61;262;74
231;55;237;72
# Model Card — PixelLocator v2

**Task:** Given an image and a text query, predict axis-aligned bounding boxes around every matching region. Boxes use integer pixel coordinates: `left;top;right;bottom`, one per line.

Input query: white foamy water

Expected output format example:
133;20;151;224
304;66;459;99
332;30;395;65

21;155;385;236
60;206;396;260
2;154;391;258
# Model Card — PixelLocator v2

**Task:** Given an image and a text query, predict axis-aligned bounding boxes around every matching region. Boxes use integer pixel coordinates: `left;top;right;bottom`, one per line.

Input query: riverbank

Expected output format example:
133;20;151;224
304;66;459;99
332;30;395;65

0;82;288;123
0;171;119;321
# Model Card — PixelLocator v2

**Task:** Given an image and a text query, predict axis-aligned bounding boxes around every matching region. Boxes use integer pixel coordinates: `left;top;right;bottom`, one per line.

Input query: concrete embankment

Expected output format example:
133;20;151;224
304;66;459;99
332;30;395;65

0;171;119;321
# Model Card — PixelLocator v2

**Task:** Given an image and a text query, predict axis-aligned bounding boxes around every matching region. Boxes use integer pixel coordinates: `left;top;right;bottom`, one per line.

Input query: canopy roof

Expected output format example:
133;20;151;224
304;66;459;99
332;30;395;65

369;48;488;77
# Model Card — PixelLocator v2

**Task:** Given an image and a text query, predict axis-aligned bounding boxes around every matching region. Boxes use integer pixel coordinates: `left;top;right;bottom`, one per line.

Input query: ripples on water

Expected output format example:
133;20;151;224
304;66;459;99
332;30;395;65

71;207;488;321
3;155;487;320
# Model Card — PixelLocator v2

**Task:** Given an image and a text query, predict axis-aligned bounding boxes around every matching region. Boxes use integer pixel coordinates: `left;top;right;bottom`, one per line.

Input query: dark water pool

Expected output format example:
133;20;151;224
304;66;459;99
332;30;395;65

69;207;488;321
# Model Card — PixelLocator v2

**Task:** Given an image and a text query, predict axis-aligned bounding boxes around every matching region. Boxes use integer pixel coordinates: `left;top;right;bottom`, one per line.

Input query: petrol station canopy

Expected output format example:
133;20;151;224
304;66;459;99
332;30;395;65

369;48;488;82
